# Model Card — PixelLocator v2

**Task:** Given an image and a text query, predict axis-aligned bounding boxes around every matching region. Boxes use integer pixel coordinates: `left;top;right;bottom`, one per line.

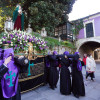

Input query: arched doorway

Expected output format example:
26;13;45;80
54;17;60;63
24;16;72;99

78;41;100;59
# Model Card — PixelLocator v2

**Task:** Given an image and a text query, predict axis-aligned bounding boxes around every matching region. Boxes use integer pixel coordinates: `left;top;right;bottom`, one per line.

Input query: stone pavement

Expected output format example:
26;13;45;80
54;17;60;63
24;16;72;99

22;62;100;100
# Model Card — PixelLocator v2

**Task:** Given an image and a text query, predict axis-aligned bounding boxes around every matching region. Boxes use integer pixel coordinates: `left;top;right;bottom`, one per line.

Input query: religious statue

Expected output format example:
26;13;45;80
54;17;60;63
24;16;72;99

41;27;47;37
27;42;34;60
4;17;14;32
26;24;33;34
13;4;24;31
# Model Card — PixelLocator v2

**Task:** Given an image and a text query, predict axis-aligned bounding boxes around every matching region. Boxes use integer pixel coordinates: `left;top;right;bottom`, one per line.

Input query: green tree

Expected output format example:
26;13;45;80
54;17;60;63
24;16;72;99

0;0;75;33
72;20;84;35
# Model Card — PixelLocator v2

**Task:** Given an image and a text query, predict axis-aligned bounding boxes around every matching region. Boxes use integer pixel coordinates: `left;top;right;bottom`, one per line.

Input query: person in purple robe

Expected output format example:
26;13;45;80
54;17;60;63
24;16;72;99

0;48;29;100
48;51;59;90
67;52;85;98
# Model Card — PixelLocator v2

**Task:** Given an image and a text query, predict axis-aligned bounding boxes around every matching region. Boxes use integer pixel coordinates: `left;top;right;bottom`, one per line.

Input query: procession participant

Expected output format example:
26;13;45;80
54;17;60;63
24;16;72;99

67;52;85;98
48;51;59;90
0;51;12;100
59;51;71;95
0;48;29;100
44;54;50;85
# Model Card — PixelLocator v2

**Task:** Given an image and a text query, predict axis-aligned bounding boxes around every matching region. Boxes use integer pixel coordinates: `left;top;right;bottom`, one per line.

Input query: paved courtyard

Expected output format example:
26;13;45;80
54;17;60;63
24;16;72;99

22;62;100;100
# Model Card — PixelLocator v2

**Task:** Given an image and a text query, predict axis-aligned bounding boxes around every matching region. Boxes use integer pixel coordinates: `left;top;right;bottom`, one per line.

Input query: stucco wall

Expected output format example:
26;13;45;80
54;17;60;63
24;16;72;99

77;28;84;39
77;15;100;39
94;16;100;36
48;46;74;54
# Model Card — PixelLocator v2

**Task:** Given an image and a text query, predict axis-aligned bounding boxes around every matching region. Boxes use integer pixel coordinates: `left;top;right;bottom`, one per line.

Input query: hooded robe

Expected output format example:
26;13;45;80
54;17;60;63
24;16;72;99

48;51;59;89
0;48;29;100
59;51;71;95
67;52;85;97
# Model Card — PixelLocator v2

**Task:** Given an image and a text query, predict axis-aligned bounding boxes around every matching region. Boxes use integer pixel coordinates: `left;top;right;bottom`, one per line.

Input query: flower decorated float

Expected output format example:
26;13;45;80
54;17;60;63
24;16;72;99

0;30;48;93
0;30;48;54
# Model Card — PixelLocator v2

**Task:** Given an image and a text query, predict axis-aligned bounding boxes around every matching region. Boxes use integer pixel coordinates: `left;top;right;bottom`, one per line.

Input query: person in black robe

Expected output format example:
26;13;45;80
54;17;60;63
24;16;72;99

44;55;50;85
48;51;59;90
67;52;85;98
59;51;71;95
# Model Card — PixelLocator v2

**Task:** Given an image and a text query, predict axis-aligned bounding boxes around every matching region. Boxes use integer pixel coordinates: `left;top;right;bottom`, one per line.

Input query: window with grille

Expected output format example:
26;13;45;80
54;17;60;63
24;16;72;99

86;22;94;38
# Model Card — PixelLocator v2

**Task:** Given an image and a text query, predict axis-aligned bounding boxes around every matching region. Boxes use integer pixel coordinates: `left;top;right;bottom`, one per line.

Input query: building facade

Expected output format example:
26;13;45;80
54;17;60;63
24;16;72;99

77;12;100;39
76;12;100;59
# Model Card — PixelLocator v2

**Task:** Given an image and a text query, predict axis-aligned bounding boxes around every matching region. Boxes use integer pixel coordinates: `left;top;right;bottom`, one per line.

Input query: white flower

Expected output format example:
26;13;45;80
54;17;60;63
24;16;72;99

11;44;13;46
13;38;15;40
42;44;46;46
7;34;9;38
27;36;29;39
18;29;21;33
0;42;2;44
3;38;5;41
22;35;24;38
20;42;22;44
15;35;17;38
30;36;32;38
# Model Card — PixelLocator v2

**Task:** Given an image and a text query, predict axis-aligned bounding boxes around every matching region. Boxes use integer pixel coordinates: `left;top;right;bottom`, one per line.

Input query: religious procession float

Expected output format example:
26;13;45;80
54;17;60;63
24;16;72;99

0;29;48;93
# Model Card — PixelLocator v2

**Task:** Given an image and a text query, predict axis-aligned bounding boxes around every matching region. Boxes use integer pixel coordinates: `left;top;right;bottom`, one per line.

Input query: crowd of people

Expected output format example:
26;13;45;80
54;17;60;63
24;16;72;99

44;51;96;98
0;48;96;99
0;3;97;100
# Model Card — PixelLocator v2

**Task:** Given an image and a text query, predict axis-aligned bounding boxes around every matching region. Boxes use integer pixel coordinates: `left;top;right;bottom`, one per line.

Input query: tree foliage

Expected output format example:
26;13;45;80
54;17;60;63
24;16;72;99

71;20;84;35
0;0;75;33
0;8;6;32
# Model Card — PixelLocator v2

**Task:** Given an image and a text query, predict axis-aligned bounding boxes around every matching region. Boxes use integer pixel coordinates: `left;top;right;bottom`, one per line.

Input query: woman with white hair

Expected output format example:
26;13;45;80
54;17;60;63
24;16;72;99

86;54;96;81
13;4;24;30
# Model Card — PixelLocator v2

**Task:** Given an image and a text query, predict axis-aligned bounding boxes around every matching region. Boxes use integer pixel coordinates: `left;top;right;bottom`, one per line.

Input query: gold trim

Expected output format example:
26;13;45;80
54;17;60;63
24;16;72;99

19;73;44;82
28;56;44;60
21;83;44;94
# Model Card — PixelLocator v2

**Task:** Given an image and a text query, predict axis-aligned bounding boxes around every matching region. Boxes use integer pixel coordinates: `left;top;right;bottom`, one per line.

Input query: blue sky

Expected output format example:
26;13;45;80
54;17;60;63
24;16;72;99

68;0;100;21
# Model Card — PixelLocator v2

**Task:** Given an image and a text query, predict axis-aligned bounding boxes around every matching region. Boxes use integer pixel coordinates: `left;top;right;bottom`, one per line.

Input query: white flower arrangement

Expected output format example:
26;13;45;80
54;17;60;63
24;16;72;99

1;30;48;53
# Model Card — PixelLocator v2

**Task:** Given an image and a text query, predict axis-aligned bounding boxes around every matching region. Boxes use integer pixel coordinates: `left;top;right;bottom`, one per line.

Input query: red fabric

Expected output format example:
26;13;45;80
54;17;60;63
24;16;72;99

14;15;21;30
59;64;61;68
83;57;87;65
